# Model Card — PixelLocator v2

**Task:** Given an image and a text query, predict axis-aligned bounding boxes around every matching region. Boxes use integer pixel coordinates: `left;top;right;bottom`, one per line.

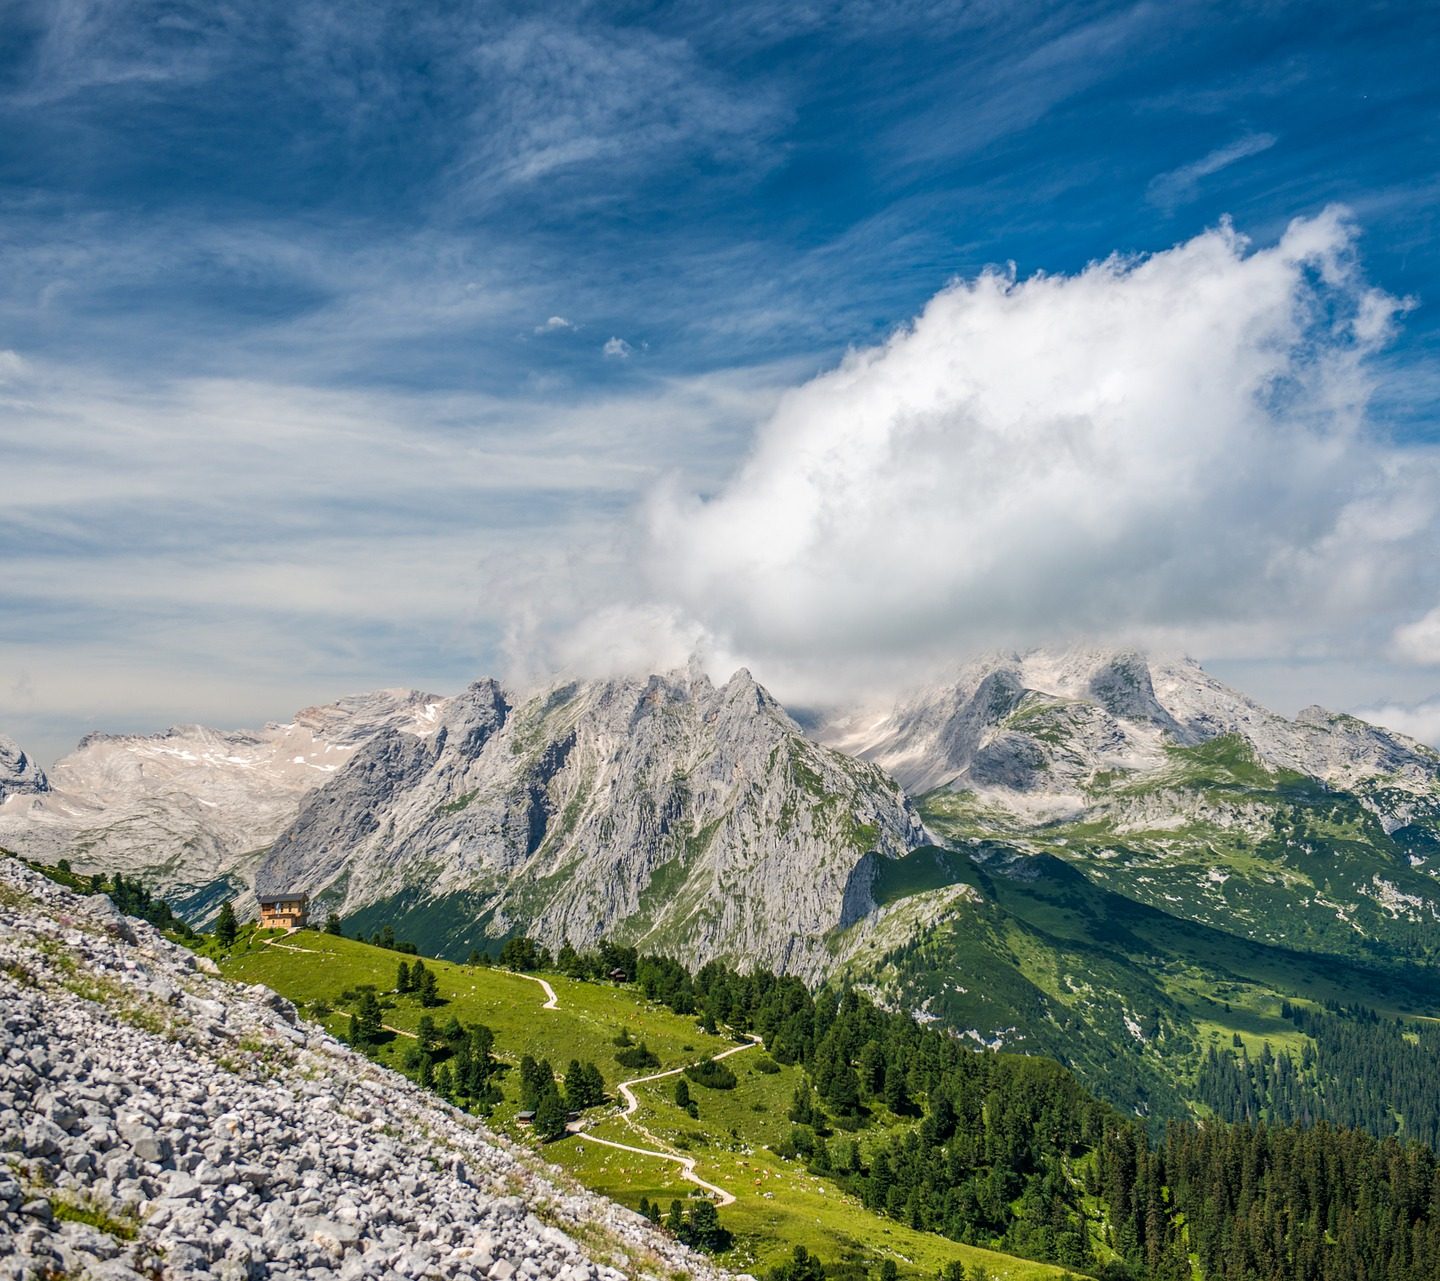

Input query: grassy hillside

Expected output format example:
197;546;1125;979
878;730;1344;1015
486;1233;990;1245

219;928;1073;1281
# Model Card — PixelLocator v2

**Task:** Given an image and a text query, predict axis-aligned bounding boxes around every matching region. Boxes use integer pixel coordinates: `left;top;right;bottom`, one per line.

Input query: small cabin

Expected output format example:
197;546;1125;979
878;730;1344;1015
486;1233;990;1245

515;1110;536;1126
258;892;309;931
608;967;628;983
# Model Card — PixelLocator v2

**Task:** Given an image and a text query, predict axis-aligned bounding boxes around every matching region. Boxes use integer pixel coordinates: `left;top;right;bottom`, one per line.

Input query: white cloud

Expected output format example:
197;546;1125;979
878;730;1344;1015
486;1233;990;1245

456;19;780;192
602;336;633;359
629;210;1438;693
1353;699;1440;748
1391;606;1440;666
1147;133;1278;210
535;316;575;333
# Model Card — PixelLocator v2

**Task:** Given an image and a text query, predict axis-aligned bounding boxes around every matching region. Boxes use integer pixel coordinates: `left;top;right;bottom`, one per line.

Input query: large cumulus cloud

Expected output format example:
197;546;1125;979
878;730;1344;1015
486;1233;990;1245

633;210;1438;685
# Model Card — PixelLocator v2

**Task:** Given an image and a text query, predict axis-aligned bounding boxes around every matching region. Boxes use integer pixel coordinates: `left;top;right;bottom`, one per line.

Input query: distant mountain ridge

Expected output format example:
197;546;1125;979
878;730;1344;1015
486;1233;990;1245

0;734;48;803
0;689;442;920
818;648;1440;811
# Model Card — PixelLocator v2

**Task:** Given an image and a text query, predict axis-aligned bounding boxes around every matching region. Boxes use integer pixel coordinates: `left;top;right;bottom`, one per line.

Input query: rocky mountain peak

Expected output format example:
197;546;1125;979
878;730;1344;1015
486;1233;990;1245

438;679;511;755
251;666;926;976
817;647;1440;808
0;735;47;802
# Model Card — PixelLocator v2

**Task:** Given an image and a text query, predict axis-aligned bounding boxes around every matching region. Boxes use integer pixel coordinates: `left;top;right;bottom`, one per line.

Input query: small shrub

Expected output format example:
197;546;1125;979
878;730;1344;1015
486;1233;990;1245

615;1042;660;1070
684;1058;737;1090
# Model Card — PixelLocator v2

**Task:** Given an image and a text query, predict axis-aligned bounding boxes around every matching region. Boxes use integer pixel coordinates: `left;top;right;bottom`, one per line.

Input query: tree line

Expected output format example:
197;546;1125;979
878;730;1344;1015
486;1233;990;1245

536;939;1440;1280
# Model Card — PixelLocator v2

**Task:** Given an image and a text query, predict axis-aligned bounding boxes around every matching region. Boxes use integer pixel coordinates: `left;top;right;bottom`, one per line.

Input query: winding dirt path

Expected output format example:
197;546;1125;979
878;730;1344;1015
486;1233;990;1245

576;1130;741;1206
330;950;746;1204
514;972;559;1010
574;1038;760;1206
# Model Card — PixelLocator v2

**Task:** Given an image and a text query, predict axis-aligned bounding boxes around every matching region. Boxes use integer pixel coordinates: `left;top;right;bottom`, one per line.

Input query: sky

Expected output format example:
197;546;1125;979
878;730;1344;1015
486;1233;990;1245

2;0;1439;764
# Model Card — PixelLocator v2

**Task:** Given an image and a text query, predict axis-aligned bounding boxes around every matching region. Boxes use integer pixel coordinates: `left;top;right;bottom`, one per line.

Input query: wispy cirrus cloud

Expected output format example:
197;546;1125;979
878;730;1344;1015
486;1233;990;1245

1147;132;1278;211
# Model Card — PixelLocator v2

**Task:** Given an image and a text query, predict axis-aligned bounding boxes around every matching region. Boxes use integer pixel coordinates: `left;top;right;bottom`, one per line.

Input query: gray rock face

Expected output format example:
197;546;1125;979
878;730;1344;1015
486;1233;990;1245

0;857;730;1281
0;691;443;922
819;647;1440;819
258;669;928;978
0;734;47;803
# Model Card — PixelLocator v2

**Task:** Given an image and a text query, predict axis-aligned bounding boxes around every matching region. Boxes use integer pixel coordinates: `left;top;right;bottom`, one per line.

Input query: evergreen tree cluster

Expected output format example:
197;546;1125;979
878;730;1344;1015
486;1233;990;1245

517;1055;570;1141
498;936;554;971
1132;1121;1440;1281
367;923;419;954
102;872;197;939
395;958;442;1007
1195;1002;1440;1148
563;1059;606;1110
684;1057;738;1090
632;1197;731;1254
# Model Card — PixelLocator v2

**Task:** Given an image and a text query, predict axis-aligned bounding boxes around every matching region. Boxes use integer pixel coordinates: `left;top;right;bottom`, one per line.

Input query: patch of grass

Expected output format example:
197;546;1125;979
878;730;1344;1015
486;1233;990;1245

52;1196;138;1240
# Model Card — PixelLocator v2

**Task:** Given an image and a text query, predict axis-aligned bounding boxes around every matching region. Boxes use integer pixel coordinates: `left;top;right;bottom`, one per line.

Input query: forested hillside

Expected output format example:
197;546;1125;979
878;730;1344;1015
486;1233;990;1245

625;947;1440;1281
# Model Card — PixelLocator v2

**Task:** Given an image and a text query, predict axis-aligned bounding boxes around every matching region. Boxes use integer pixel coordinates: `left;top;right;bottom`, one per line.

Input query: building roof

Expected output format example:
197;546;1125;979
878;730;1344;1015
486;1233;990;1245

257;892;309;906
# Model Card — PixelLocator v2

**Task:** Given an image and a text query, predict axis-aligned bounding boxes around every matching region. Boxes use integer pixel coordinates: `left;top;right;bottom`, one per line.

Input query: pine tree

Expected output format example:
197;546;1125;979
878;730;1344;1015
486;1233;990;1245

396;960;412;993
356;990;383;1044
324;912;343;936
686;1200;730;1252
215;900;238;947
534;1085;568;1141
666;1200;686;1234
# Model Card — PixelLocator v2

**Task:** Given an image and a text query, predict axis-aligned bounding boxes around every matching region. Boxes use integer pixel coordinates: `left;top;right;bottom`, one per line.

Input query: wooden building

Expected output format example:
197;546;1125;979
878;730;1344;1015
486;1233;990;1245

258;892;309;931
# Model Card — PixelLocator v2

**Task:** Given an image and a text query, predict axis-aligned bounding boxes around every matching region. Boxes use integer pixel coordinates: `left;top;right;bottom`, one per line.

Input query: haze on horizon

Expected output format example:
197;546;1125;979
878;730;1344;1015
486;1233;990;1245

1;0;1438;766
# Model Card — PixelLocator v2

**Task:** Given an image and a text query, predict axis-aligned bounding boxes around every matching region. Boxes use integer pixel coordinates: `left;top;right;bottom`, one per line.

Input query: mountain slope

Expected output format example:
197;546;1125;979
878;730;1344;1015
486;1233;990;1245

0;690;442;920
818;649;1440;964
257;668;927;977
821;648;1440;805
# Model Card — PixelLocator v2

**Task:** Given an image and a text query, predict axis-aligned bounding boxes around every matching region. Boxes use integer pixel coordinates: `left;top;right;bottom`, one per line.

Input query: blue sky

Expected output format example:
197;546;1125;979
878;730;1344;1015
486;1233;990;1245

2;0;1439;760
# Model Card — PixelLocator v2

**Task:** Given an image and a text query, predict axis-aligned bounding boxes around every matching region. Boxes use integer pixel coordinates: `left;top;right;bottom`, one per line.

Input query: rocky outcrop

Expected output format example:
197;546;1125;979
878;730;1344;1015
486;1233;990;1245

0;857;729;1281
0;735;46;804
257;669;928;978
0;691;443;922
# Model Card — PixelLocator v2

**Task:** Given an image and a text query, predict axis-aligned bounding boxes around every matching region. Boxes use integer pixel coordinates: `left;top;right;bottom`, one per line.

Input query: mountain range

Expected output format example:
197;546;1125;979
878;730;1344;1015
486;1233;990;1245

4;648;1437;1122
